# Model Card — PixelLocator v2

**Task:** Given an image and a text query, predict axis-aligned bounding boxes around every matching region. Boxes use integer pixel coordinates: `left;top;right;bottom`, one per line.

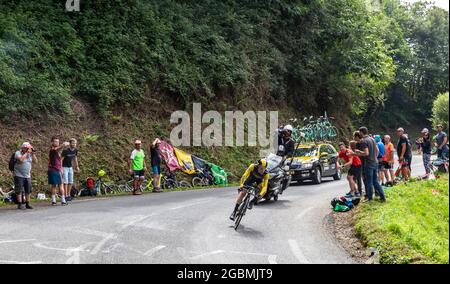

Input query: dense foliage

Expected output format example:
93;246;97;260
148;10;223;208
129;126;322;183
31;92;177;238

376;0;449;127
431;92;449;130
0;0;448;122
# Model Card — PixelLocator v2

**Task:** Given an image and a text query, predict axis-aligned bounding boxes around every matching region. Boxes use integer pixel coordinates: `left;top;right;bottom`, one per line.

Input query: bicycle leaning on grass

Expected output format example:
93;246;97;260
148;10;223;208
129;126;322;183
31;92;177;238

120;170;192;193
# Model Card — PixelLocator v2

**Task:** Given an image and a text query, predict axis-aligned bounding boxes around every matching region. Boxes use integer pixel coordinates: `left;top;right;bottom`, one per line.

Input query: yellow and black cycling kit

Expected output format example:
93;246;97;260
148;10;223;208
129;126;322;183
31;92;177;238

239;164;269;198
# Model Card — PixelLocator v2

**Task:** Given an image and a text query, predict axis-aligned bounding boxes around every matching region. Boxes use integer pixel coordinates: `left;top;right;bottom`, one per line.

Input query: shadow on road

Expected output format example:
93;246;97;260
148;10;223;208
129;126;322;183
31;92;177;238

230;225;264;238
259;199;292;209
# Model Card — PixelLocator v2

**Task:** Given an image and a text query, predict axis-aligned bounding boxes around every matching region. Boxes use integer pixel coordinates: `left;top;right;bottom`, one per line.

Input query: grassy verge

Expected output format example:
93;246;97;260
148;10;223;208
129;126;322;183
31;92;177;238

354;175;449;264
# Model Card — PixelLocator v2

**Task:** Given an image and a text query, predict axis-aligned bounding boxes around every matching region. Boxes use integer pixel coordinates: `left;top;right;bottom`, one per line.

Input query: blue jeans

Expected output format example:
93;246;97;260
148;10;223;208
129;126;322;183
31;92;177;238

365;166;385;201
437;146;449;160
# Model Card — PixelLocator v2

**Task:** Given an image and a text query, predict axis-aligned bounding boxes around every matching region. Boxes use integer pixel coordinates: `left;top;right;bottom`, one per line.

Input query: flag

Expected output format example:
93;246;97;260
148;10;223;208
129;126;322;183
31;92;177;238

158;141;182;172
174;148;196;175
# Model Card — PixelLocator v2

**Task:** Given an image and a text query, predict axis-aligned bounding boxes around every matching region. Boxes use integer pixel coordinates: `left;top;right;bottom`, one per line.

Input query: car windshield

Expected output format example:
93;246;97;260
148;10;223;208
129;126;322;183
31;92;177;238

294;147;318;157
266;153;283;172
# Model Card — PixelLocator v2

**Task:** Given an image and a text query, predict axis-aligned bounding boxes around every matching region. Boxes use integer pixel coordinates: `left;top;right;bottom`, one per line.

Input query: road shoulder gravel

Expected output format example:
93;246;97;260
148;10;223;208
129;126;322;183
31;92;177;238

326;210;368;264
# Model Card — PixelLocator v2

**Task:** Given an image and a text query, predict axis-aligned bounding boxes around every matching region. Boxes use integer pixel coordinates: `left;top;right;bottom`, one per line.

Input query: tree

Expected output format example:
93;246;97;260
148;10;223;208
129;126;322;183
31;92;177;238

431;92;449;131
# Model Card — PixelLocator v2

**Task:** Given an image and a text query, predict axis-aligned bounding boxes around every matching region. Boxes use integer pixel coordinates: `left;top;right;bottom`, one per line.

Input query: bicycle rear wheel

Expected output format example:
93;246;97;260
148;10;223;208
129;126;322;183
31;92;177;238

178;180;192;189
103;183;118;195
192;177;204;187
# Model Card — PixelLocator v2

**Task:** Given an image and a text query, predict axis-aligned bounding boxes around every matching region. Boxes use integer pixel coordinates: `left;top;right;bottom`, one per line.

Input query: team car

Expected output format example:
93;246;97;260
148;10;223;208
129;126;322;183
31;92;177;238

289;143;341;184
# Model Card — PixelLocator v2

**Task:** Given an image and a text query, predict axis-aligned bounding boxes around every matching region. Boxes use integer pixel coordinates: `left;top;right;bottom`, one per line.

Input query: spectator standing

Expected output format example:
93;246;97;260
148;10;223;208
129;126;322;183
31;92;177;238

383;135;395;185
128;140;147;195
62;138;80;201
353;127;385;202
396;128;411;181
374;135;386;185
150;138;162;193
435;124;449;159
417;128;432;176
13;142;38;210
48;137;69;206
338;142;362;197
349;140;363;197
353;131;365;196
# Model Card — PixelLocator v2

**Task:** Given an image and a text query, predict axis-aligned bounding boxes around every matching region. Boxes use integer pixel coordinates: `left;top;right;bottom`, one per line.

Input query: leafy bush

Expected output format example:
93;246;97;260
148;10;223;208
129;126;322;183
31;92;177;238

0;0;447;123
431;92;449;131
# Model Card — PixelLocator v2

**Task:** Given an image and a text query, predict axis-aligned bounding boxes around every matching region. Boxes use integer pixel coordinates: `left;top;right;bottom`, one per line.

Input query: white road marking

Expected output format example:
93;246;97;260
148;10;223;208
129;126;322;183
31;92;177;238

295;206;314;220
118;214;155;229
72;227;113;238
102;243;124;253
190;250;225;260
267;255;277;264
90;234;116;255
170;198;213;210
0;239;36;245
0;260;42;264
189;249;278;264
144;245;166;256
71;228;117;255
288;240;310;264
65;243;92;264
34;242;92;252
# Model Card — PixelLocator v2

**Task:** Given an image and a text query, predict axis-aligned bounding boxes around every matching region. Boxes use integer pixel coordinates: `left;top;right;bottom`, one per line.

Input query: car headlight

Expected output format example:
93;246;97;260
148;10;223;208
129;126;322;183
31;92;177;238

302;162;313;169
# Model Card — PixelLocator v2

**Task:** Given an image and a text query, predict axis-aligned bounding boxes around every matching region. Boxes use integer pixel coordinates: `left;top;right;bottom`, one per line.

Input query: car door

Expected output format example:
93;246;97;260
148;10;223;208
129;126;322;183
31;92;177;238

318;145;331;175
326;145;339;176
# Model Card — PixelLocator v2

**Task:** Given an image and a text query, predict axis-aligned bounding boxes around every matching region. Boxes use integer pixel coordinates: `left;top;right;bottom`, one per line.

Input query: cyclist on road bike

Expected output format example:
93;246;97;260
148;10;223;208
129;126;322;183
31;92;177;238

229;159;269;221
277;125;295;158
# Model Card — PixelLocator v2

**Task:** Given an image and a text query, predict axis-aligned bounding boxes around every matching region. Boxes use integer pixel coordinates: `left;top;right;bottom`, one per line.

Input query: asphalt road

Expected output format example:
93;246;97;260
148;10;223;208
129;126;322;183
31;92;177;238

0;157;424;264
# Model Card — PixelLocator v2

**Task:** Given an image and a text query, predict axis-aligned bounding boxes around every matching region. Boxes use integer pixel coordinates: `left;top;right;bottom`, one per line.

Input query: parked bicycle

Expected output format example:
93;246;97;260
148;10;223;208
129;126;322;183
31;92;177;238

191;168;215;187
161;171;192;190
121;170;191;193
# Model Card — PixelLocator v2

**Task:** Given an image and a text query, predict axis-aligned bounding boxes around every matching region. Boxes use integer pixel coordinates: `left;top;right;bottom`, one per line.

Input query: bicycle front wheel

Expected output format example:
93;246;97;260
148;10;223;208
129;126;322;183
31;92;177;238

234;195;251;230
162;179;175;190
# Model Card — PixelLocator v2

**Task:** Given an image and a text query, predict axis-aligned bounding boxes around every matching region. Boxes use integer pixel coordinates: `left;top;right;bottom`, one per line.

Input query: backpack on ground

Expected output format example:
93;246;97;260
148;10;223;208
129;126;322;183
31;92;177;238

79;177;97;197
333;204;350;212
8;152;16;172
331;196;346;208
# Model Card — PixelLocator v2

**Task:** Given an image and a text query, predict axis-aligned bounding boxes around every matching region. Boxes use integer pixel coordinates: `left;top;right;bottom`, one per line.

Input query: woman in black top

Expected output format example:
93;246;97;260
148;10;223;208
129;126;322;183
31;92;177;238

417;128;432;175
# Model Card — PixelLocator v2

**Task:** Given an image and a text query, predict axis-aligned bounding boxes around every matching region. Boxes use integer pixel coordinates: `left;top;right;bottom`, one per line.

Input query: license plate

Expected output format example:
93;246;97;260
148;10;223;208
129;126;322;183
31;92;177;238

302;173;309;177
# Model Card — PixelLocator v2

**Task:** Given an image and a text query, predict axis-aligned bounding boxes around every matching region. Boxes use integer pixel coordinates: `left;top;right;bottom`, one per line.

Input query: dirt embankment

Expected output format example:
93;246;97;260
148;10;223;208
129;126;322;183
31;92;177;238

0;93;312;192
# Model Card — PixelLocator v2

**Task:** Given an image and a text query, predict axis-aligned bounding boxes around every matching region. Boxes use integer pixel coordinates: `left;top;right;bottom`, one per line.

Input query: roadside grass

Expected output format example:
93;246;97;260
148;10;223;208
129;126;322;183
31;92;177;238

354;175;449;264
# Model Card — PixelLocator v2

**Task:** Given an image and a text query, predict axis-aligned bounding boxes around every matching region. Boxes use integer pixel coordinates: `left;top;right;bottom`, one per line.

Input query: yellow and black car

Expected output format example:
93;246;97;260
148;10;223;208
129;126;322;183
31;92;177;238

289;143;341;184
